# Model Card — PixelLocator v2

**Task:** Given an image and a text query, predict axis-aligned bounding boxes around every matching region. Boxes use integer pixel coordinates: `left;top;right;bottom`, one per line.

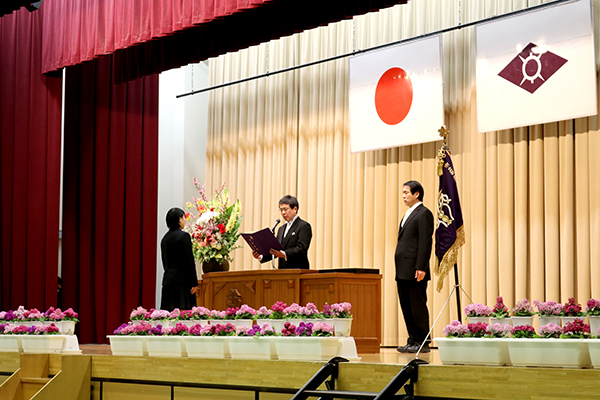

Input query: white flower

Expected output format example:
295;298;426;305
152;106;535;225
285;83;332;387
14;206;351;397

198;211;219;223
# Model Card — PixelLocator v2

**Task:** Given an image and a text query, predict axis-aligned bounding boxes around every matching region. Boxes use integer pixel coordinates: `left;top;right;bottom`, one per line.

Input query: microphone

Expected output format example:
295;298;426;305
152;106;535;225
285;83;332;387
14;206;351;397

271;218;281;233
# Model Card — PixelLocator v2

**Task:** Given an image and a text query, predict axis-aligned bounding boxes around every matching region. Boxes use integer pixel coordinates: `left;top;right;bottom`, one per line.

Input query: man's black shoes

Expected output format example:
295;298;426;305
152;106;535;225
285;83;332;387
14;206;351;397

406;342;430;353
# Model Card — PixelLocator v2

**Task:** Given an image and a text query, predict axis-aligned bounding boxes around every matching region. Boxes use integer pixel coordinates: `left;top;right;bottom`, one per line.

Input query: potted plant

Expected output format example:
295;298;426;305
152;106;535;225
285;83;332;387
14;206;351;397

109;322;152;356
562;297;586;326
145;322;189;357
255;306;274;329
229;324;277;360
185;180;242;273
10;323;65;354
329;302;353;337
533;300;563;326
232;304;256;327
129;306;150;325
511;298;536;326
273;321;339;361
490;296;511;326
436;321;510;365
464;303;492;324
43;307;79;335
185;323;235;358
586;298;600;336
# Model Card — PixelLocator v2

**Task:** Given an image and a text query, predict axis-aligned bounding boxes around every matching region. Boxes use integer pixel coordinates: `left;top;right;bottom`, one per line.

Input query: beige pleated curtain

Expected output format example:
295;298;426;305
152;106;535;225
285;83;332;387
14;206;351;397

205;0;600;346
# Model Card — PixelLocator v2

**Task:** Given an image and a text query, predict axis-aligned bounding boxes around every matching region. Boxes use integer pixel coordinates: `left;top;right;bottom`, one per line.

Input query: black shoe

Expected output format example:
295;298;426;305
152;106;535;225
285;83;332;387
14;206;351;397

396;344;411;353
407;343;430;353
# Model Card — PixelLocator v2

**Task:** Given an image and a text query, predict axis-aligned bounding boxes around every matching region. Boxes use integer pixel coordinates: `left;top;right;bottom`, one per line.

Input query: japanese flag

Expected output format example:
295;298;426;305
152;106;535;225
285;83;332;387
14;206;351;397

349;35;444;153
476;0;597;133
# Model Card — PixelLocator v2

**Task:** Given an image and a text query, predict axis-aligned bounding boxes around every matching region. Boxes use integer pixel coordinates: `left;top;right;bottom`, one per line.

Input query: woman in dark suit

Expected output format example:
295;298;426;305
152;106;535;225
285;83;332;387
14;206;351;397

160;208;198;311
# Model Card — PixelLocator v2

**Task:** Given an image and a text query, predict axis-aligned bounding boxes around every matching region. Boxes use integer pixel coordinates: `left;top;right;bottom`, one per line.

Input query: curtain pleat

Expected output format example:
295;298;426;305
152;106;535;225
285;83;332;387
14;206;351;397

205;0;600;345
62;57;158;344
0;8;62;311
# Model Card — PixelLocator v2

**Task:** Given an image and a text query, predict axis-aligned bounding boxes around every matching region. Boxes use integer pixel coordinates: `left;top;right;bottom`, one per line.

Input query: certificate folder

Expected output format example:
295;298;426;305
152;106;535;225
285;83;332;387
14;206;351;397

241;228;284;257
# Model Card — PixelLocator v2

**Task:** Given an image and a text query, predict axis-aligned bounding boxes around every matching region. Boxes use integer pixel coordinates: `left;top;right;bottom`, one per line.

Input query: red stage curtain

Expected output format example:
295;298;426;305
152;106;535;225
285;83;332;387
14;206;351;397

41;0;408;82
0;8;62;311
62;56;158;344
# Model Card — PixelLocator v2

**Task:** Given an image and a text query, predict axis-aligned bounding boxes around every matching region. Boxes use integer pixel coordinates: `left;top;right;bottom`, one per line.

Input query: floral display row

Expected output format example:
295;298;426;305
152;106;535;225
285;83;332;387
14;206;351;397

0;306;79;335
437;319;600;368
130;302;352;322
0;323;81;354
465;296;600;319
109;321;358;360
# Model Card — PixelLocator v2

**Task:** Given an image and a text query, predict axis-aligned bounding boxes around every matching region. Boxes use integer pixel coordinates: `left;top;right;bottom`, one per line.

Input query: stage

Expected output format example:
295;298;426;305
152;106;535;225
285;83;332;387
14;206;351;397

2;345;600;399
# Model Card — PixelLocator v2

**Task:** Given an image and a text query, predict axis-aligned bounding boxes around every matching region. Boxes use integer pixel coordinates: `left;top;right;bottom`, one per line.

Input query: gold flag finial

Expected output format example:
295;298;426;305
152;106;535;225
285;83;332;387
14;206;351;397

437;126;449;176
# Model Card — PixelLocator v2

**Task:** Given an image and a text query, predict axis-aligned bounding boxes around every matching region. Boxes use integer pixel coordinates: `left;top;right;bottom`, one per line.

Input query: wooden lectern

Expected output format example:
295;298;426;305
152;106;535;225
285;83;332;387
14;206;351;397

197;269;382;353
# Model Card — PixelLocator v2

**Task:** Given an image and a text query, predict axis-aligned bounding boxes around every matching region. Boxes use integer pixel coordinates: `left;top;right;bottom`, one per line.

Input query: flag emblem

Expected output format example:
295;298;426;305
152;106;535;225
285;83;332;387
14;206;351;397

374;68;413;125
498;42;567;94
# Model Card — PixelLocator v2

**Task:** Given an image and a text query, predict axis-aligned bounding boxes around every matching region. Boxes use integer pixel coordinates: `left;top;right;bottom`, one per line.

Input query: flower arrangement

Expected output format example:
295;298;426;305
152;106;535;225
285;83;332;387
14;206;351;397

2;323;60;335
538;323;562;339
491;297;510;319
511;325;536;338
464;303;492;318
209;310;227;320
533;300;563;317
149;309;170;321
442;320;469;338
484;323;512;338
282;321;313;336
190;306;212;320
0;310;17;322
512;298;535;317
113;322;152;335
329;303;352;318
562;297;584;317
561;319;590;339
586;298;600;316
43;307;79;322
191;323;236;336
235;324;276;337
185;180;242;264
235;305;257;320
270;302;287;319
255;306;273;319
150;323;189;336
467;322;488;338
312;322;334;337
283;303;303;319
22;308;43;321
177;310;194;320
299;303;321;319
130;307;149;321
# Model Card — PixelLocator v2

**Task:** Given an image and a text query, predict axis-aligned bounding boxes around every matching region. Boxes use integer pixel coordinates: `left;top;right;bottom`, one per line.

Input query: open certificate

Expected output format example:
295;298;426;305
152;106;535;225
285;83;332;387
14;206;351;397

241;228;284;257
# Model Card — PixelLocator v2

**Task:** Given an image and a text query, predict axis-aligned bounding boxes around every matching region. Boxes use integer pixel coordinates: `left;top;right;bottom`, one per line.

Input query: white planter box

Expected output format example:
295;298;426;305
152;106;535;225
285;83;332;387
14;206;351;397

145;336;186;357
272;337;340;361
184;336;230;359
511;316;534;326
108;335;148;356
227;319;254;328
228;337;275;360
0;336;22;352
435;337;511;366
507;338;591;368
467;317;489;325
332;319;352;337
562;316;586;326
583;339;600;369
538;316;561;327
589;316;600;337
21;335;66;354
489;317;512;327
59;321;76;335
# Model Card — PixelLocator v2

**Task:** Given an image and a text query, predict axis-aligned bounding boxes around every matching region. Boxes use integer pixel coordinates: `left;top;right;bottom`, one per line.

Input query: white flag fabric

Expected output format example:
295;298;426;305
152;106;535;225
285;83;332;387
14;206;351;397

476;0;597;133
349;35;444;153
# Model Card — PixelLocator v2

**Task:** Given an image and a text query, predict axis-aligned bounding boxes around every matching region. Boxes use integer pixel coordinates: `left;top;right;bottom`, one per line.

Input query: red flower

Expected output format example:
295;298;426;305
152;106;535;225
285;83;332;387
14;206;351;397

217;223;226;234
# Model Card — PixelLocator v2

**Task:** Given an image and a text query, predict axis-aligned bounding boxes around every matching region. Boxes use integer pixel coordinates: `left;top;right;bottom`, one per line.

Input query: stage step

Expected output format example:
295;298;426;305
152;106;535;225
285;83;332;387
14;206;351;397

302;389;379;399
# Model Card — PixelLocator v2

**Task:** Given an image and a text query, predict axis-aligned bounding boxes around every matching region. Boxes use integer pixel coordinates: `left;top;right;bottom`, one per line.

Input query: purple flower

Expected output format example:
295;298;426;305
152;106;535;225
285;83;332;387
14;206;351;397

538;323;562;338
485;323;511;338
533;300;563;317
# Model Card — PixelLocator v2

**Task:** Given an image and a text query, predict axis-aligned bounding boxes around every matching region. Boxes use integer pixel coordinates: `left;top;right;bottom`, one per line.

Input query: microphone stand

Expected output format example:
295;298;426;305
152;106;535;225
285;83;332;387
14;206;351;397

271;219;280;270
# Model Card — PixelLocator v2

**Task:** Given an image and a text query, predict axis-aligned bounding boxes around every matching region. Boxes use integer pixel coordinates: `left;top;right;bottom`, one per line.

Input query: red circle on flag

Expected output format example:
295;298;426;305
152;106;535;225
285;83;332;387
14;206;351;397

374;67;413;125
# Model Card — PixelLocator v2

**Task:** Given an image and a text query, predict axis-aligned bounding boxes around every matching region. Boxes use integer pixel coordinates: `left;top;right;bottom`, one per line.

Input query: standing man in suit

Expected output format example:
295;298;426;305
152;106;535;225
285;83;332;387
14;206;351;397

395;180;434;353
252;195;312;269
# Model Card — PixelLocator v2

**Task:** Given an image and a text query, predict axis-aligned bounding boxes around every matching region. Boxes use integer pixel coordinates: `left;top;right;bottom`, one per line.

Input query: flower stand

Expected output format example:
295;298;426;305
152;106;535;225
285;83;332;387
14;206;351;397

184;336;230;359
466;317;489;325
228;337;275;360
333;318;353;337
145;336;186;357
21;335;66;354
537;316;561;327
507;338;591;368
435;338;511;366
0;336;22;352
272;337;340;361
108;336;148;356
589;316;600;336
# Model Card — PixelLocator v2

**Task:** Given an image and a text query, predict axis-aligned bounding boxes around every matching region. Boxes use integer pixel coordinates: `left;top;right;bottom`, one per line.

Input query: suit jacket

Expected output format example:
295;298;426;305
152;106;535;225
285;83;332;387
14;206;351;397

261;217;312;269
161;228;199;289
394;203;434;281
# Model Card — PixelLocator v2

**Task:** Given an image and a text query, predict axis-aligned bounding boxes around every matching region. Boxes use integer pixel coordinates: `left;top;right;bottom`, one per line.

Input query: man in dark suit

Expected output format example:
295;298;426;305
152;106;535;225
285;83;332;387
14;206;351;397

395;180;434;353
253;195;312;269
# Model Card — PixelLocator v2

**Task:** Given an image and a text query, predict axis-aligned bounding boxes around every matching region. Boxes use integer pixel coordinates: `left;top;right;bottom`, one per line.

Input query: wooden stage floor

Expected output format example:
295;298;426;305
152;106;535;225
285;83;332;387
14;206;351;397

2;345;600;399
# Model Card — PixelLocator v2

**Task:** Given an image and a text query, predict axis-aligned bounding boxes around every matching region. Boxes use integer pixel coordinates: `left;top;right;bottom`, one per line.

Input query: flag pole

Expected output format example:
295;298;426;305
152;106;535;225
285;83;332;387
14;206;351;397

436;126;463;323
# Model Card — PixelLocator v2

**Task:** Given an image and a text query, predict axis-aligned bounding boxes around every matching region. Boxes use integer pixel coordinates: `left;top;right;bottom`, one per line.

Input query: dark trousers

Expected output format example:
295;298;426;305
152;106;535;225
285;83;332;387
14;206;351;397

396;279;430;344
